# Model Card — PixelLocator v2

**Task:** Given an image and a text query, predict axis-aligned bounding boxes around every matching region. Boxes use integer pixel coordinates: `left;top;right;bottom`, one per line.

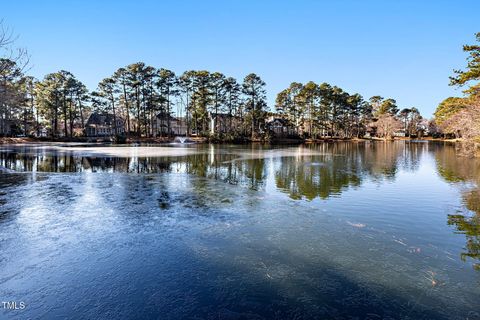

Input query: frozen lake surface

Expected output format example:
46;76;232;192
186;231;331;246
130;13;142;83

0;142;479;319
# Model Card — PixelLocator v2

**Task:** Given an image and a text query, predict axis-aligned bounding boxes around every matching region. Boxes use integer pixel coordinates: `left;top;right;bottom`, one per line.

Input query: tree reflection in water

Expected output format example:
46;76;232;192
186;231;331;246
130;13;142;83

436;143;480;270
275;142;422;200
447;191;480;270
2;142;480;270
0;142;431;198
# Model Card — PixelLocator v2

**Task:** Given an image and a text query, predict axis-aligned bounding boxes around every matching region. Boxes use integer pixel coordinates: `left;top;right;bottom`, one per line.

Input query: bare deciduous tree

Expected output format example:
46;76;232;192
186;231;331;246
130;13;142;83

0;20;29;74
374;114;403;139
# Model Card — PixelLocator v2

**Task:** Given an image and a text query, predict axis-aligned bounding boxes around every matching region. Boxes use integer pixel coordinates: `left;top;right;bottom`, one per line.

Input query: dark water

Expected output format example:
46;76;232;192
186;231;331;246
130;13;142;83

0;142;479;319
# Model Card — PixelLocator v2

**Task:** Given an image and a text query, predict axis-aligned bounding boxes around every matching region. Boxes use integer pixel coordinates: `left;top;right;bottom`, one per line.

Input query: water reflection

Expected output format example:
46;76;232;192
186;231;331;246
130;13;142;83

435;144;480;270
0;142;473;205
1;142;480;318
0;142;426;197
275;142;424;200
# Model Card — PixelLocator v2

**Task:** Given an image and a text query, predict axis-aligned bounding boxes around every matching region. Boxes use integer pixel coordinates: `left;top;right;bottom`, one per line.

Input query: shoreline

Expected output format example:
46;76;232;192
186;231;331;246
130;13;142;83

0;136;462;145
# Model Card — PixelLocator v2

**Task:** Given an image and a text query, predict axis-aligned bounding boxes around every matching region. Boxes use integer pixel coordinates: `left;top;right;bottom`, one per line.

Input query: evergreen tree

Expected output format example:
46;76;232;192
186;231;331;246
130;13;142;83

242;73;267;139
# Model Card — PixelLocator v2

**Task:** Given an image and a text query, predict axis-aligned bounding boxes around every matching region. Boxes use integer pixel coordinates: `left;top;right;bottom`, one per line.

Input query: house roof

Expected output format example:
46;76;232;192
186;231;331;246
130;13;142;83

156;111;178;121
267;117;289;125
86;113;124;126
209;112;239;119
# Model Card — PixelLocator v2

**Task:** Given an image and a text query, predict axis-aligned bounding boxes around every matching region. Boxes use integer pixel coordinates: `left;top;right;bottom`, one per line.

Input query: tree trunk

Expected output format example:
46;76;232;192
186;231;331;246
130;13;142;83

186;91;190;137
136;87;141;136
122;82;130;136
251;92;255;139
54;93;59;137
78;98;85;129
111;94;117;136
63;93;67;137
167;89;171;137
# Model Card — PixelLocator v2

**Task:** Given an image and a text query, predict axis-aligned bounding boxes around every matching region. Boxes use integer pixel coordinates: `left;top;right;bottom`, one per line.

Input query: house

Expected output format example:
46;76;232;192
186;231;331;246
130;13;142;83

266;116;296;137
393;129;406;137
85;113;125;137
34;126;48;138
364;124;376;138
209;112;241;134
155;112;187;136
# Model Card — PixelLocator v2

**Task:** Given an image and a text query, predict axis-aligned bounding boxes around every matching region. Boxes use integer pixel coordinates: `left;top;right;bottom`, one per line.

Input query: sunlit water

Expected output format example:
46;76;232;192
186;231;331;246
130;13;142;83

0;142;479;319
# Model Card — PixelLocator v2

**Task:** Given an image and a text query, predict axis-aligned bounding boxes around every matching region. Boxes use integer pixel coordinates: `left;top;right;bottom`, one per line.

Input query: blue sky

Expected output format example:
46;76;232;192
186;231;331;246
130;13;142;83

3;0;479;117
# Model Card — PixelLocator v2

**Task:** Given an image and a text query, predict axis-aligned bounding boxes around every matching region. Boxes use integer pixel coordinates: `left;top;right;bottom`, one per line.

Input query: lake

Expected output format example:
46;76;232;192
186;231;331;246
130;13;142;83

0;141;479;319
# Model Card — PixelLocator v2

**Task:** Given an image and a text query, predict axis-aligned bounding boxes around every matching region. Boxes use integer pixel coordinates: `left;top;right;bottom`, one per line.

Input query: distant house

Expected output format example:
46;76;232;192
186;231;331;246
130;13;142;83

35;126;48;138
155;112;187;136
209;112;241;134
393;129;406;137
85;113;125;137
266;116;296;137
364;125;376;138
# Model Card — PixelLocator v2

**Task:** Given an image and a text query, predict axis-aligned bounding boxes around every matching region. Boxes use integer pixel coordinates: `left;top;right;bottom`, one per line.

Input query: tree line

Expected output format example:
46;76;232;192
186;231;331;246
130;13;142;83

88;65;268;139
1;59;269;139
1;60;426;140
1;21;429;141
275;82;424;139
